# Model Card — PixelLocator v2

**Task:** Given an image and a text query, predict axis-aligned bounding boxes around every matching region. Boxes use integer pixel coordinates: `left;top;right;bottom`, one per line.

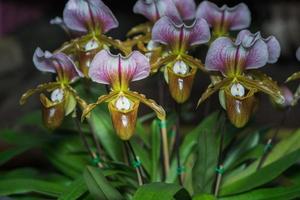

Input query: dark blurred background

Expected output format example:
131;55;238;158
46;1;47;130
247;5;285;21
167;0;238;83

0;0;300;129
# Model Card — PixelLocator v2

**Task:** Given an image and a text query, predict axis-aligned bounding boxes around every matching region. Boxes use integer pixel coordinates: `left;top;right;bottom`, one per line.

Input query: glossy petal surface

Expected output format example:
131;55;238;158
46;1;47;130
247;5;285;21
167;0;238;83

63;0;118;33
133;0;181;23
89;49;150;90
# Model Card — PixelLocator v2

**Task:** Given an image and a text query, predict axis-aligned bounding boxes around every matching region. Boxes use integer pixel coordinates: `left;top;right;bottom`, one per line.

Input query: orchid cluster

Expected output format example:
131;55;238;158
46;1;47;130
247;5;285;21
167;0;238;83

20;0;299;186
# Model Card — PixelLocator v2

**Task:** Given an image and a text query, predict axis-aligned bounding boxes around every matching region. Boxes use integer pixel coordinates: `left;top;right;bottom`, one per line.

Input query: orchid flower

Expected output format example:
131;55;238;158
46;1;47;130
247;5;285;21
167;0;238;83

286;47;300;105
20;48;86;129
151;16;210;103
126;0;196;55
198;30;284;127
51;0;130;76
81;49;165;140
196;1;251;38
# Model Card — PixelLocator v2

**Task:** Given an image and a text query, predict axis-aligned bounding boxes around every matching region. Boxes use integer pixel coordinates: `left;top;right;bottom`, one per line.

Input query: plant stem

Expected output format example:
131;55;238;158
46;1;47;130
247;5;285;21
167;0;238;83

87;121;106;163
174;103;183;185
74;116;103;168
256;107;291;170
214;164;224;197
160;120;170;179
125;141;144;186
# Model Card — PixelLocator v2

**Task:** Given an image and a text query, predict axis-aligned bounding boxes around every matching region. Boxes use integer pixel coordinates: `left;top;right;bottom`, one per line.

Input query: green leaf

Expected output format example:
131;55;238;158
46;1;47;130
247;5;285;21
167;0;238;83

192;128;219;194
83;166;123;200
221;129;300;195
220;183;300;200
58;176;88;200
89;111;123;161
132;182;191;200
193;194;217;200
131;137;151;175
150;119;161;182
167;112;219;182
0;146;31;166
0;179;65;197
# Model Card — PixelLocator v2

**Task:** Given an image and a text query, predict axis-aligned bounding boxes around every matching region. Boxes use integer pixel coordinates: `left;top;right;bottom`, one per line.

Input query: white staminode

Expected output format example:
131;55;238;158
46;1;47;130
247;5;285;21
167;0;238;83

173;60;189;75
230;83;245;97
85;39;99;51
51;89;64;102
115;96;131;110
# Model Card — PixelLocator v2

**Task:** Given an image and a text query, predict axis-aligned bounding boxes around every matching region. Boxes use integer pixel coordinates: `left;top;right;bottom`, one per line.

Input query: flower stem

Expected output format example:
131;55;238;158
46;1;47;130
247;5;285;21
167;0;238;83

87;121;106;163
160;120;170;178
125;141;144;186
174;103;183;185
214;164;224;197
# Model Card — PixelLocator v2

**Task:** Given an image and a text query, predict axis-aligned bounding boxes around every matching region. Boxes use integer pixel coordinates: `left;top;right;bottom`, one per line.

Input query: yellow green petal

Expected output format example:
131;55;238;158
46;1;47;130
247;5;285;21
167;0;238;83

286;71;300;83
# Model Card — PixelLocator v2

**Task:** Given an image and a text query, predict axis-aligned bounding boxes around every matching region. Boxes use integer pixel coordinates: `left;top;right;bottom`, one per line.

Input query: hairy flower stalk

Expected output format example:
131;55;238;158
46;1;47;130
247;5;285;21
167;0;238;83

198;30;284;127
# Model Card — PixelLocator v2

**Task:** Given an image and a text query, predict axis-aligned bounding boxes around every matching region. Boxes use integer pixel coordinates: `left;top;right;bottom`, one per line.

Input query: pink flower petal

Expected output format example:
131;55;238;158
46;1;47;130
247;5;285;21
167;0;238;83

33;47;80;82
172;0;196;20
281;86;293;107
89;50;150;87
196;1;251;31
152;16;210;50
133;0;182;23
236;30;280;63
205;36;269;73
63;0;118;34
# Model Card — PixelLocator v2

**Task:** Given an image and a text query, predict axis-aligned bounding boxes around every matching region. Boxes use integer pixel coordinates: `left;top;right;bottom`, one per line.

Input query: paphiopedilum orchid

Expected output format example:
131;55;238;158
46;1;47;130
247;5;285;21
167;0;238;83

197;30;284;127
286;47;300;105
81;49;166;140
126;0;196;55
20;48;86;129
52;0;130;77
151;16;210;103
196;1;251;39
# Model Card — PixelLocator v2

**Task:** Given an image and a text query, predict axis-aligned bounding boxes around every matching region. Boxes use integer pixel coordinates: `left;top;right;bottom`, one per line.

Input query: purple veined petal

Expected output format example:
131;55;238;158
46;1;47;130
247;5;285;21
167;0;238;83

152;16;210;50
63;0;119;34
33;47;80;82
244;39;269;69
205;37;233;73
33;47;56;73
296;47;300;61
89;49;150;88
263;36;280;63
172;0;196;20
196;1;251;31
133;0;182;23
236;30;281;63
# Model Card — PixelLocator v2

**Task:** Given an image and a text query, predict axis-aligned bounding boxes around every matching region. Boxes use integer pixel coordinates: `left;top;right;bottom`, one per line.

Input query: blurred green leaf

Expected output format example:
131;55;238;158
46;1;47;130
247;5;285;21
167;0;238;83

192;194;216;200
192;128;219;194
0;179;65;197
220;183;300;200
167;112;219;182
58;176;87;200
221;129;300;195
89;111;123;161
0;146;31;166
83;166;123;200
132;182;191;200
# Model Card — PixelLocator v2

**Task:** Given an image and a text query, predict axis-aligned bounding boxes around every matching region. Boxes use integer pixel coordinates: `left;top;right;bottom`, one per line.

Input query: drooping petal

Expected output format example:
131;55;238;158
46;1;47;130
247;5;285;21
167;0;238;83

152;16;210;51
133;0;181;23
124;91;166;120
33;47;80;82
172;0;196;20
89;49;150;90
63;0;119;33
196;1;251;32
297;47;300;61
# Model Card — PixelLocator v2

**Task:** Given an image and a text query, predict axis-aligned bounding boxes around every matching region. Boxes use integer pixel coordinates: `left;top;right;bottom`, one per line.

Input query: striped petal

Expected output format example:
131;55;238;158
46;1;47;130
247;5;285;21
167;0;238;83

172;0;196;20
152;16;210;51
89;49;150;90
63;0;118;34
205;37;268;73
133;0;181;23
196;1;251;31
236;30;281;63
33;47;80;82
